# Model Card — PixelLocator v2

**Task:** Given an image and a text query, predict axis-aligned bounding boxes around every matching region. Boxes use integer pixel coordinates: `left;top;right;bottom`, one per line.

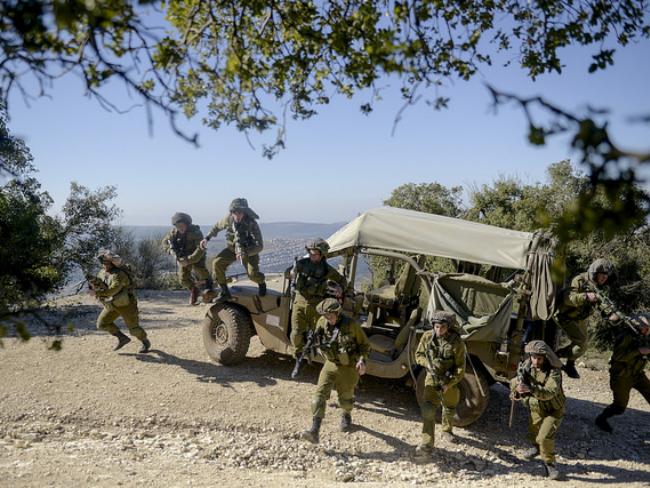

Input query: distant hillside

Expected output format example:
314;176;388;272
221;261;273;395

121;221;346;241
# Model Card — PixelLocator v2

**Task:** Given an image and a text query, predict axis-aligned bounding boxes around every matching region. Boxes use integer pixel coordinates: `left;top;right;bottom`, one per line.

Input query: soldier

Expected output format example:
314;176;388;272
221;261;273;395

595;313;650;433
162;212;211;305
290;238;347;366
414;311;466;457
200;198;266;300
300;298;370;443
90;250;151;353
554;258;619;378
511;340;565;480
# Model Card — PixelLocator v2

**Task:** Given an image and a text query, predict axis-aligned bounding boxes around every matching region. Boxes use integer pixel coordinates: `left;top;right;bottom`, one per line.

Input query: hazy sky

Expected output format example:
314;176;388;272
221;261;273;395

6;21;650;226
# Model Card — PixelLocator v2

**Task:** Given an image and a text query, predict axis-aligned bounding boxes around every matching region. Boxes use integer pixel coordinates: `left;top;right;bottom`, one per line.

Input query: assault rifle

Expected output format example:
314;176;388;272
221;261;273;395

424;347;454;392
584;282;641;336
167;239;185;261
509;360;532;427
291;329;321;379
73;274;108;295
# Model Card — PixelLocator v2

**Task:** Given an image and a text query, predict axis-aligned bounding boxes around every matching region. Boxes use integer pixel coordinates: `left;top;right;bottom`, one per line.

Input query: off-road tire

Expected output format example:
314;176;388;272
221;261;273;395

202;304;253;365
415;364;490;427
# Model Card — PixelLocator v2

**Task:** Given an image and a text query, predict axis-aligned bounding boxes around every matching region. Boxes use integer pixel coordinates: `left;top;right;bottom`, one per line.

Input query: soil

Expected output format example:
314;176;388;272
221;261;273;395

1;290;649;487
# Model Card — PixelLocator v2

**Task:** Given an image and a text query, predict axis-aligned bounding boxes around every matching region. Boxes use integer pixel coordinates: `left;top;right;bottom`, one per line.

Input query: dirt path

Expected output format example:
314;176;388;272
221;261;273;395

1;291;649;487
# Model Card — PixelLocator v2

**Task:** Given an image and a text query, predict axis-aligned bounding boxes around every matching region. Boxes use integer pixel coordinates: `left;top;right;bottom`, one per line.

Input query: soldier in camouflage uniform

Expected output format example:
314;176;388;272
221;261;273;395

290;238;347;363
300;298;370;443
511;340;565;480
595;313;650;433
200;198;266;300
414;311;466;457
91;250;151;353
162;212;211;305
554;258;619;378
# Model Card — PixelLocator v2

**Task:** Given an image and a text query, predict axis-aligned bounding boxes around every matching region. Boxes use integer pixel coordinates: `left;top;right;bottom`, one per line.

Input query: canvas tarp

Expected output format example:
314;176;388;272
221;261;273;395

327;207;533;270
426;273;514;343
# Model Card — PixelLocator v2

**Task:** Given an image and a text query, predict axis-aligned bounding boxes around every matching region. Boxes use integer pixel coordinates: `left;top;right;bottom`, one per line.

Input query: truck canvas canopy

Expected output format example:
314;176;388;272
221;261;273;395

327;207;534;270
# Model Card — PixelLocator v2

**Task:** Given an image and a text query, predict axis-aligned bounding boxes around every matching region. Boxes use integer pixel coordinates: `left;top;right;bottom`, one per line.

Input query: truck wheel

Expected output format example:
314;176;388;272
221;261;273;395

202;304;252;365
415;365;490;427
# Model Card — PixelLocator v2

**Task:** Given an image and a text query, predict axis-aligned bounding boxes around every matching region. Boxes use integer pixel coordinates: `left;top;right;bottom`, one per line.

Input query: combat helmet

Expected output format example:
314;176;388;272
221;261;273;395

171;212;192;226
306;238;330;257
430;310;457;328
524;340;562;368
588;258;614;281
97;249;124;267
229;198;259;219
316;298;342;315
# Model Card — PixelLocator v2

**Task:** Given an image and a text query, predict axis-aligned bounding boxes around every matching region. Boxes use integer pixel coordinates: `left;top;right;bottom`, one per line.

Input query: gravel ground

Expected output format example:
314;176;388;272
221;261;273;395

1;291;649;487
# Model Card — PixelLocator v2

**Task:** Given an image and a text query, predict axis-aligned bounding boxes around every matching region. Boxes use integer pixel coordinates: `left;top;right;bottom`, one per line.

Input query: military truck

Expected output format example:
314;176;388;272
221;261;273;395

201;207;557;426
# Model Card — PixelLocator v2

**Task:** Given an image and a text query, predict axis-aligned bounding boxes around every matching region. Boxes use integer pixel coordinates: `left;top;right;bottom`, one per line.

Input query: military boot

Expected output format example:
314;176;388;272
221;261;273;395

544;462;560;480
300;417;322;444
138;338;151;354
415;443;434;458
189;286;199;306
258;282;267;297
561;360;580;379
112;332;131;351
522;446;540;460
595;412;613;433
340;412;352;432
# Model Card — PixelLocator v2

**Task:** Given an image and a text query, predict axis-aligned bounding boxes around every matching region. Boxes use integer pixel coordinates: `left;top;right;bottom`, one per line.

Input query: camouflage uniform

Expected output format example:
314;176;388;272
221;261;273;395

205;199;265;287
162;217;210;291
94;250;150;352
415;312;466;449
301;299;370;443
511;341;565;478
554;259;616;365
291;239;347;356
595;318;650;432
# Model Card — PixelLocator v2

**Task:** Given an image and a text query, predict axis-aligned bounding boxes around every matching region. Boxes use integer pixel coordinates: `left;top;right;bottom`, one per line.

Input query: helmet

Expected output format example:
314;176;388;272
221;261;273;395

171;212;192;226
97;249;124;267
630;312;650;331
229;198;250;213
316;298;342;315
306;238;330;257
430;310;457;327
524;340;562;368
588;258;614;280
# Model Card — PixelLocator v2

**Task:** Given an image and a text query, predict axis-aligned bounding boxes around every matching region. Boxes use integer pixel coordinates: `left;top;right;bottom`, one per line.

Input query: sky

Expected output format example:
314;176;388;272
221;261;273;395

5;16;650;226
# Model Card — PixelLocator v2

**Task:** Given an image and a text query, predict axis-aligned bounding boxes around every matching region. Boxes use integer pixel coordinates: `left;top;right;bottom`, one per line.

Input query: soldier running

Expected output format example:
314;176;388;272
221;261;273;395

414;311;466;457
90;250;151;353
595;312;650;433
554;258;620;378
511;340;565;480
300;298;370;443
162;212;211;305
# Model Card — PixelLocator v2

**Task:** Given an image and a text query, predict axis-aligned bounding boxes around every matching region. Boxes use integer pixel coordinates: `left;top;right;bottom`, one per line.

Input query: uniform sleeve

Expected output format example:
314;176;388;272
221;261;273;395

415;331;432;369
565;275;588;308
95;271;128;298
206;215;229;240
244;220;264;256
161;230;173;253
447;339;467;386
612;333;642;364
531;368;563;401
327;266;349;292
185;228;206;264
353;322;371;361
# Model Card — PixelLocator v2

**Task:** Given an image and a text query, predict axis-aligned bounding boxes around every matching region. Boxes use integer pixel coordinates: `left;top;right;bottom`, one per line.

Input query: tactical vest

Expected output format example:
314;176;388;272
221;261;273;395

98;267;135;308
610;332;650;378
319;316;362;366
226;217;258;250
295;258;330;300
169;225;202;258
557;273;600;321
427;332;461;377
526;364;566;413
